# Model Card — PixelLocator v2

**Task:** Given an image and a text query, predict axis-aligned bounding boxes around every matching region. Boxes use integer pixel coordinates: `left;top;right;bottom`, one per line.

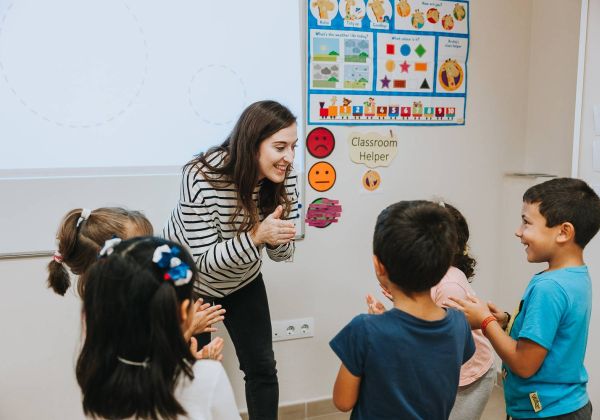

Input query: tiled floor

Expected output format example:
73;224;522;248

241;385;505;419
299;385;505;420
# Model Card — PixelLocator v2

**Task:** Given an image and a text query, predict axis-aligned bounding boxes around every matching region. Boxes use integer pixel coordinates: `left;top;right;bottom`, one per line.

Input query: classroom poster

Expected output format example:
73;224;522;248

307;0;469;125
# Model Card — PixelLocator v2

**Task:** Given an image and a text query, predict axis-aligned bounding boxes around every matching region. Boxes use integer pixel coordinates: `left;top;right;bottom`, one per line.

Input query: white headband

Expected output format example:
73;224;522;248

76;208;92;228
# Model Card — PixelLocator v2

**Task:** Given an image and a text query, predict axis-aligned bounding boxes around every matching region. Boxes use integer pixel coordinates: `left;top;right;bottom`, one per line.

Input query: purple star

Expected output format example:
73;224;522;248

380;75;391;88
400;60;410;73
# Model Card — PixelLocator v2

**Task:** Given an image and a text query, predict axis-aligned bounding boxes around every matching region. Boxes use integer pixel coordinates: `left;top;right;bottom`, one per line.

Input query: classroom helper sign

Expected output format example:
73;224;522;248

348;131;398;168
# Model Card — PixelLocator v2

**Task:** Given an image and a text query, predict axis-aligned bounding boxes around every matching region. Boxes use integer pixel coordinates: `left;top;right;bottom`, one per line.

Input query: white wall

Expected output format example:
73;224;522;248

0;1;591;418
523;0;580;178
575;0;600;415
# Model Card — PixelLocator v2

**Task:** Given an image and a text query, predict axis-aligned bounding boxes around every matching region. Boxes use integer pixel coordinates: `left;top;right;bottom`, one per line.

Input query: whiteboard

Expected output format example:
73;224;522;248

0;0;305;254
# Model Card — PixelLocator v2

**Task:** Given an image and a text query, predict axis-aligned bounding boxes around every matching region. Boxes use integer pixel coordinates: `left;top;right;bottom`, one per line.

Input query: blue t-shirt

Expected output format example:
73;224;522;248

504;266;591;418
330;308;475;420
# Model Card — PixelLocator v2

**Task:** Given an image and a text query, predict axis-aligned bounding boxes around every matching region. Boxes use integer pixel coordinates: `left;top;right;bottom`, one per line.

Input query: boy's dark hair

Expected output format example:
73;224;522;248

76;236;195;420
373;201;457;294
523;177;600;248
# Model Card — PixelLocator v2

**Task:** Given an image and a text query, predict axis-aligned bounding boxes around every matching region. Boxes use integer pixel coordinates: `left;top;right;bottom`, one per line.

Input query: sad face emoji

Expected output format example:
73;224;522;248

306;127;335;159
308;161;336;192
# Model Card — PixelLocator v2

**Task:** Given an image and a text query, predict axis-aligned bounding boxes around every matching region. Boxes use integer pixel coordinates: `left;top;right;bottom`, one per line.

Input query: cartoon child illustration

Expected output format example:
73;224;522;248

368;0;388;23
411;9;425;29
439;59;463;90
426;7;439;24
312;0;335;20
442;14;455;30
396;0;411;17
453;3;466;21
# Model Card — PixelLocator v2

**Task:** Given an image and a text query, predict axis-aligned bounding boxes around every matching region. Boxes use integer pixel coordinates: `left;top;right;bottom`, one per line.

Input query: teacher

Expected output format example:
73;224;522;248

163;100;299;419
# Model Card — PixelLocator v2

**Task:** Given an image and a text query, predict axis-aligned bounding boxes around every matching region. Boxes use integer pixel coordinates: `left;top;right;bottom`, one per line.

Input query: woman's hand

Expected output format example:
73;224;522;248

250;205;296;246
190;337;224;361
366;294;386;314
183;299;226;341
445;295;494;330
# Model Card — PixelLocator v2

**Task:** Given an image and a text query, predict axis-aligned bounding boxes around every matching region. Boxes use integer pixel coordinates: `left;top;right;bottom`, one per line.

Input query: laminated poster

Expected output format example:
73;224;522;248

307;0;469;126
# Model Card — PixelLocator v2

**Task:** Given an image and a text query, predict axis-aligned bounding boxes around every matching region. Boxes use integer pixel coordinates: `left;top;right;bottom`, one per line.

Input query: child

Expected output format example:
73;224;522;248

47;207;225;342
367;202;495;420
47;207;153;296
448;178;600;419
330;200;475;419
76;236;240;419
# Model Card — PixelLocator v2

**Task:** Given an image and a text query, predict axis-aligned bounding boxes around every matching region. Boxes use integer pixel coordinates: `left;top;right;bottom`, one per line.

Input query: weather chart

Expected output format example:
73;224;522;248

307;0;469;125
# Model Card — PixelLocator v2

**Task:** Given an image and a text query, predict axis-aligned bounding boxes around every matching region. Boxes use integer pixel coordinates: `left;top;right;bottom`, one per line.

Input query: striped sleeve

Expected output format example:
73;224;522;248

162;164;261;297
265;172;299;262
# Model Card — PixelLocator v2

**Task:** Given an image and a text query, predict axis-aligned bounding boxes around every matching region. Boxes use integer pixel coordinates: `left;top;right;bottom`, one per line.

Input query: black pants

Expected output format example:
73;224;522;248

508;400;592;420
197;274;278;420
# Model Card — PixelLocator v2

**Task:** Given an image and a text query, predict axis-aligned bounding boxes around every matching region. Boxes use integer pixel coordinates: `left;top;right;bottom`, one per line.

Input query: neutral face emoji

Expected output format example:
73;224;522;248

306;127;335;158
308;161;336;192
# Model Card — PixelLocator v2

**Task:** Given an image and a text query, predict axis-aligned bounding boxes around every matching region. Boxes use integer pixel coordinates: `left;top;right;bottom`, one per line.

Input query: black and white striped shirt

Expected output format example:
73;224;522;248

163;153;299;298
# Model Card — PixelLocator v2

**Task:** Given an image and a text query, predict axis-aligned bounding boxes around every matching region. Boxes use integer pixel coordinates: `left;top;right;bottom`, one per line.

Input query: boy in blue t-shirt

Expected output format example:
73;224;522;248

330;201;475;419
448;178;600;419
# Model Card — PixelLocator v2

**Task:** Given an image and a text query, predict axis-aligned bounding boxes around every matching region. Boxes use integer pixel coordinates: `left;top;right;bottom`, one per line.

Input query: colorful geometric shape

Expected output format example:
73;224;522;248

393;80;406;88
400;44;411;57
420;78;430;89
399;60;410;73
380;75;391;88
386;44;395;54
415;44;426;57
414;62;428;71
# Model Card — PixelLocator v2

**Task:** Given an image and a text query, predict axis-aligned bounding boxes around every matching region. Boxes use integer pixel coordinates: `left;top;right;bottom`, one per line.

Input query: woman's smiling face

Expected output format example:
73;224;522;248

257;123;297;183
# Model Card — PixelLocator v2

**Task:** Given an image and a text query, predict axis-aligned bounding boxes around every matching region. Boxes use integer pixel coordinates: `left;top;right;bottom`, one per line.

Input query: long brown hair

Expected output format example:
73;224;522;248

188;100;297;233
47;207;153;296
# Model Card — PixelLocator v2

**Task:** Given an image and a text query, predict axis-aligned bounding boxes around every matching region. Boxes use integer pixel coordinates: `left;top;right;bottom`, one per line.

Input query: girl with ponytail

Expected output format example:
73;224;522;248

47;207;225;344
76;237;239;420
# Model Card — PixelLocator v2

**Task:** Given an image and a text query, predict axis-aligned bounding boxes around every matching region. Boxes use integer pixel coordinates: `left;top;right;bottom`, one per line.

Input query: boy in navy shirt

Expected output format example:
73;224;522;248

449;178;600;419
330;200;475;419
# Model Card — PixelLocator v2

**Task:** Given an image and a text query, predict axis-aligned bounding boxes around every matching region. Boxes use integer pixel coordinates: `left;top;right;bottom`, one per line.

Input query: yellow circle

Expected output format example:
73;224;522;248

385;59;395;72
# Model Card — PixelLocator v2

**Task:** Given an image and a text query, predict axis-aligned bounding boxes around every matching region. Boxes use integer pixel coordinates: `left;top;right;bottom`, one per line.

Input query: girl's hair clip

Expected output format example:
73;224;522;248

76;208;92;228
52;250;64;264
99;237;122;257
438;201;446;208
152;245;193;286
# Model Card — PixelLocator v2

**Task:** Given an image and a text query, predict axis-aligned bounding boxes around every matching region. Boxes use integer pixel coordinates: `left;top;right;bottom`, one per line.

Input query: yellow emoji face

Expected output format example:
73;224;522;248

308;161;336;192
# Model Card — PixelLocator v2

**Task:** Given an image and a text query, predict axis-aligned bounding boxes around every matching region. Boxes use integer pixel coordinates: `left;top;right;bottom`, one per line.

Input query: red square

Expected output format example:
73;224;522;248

386;44;395;54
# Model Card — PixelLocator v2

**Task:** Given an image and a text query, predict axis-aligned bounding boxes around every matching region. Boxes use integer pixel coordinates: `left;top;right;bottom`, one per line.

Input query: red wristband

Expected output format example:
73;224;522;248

481;315;497;335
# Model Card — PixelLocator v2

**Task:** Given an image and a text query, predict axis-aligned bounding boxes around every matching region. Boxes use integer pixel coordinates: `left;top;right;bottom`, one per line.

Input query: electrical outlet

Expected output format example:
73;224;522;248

271;317;314;342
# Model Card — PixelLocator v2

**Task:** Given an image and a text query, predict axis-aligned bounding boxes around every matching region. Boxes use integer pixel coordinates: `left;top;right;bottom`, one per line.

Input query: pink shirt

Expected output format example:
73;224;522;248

431;267;495;386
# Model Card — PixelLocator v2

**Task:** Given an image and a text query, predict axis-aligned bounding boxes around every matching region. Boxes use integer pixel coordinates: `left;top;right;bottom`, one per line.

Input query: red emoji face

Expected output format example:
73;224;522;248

306;127;335;158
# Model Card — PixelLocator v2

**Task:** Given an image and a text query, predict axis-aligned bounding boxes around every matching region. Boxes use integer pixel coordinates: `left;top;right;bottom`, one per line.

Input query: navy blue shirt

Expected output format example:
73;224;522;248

330;308;475;420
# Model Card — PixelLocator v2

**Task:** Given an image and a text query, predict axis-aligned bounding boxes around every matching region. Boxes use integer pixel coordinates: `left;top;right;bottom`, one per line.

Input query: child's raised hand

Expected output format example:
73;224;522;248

366;294;386;314
190;337;224;362
445;295;493;330
487;301;509;329
184;299;226;341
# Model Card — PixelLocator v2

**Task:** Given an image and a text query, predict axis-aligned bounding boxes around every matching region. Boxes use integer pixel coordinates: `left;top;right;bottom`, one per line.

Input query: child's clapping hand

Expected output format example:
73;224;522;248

445;295;493;330
366;294;386;314
184;299;226;341
190;337;225;362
